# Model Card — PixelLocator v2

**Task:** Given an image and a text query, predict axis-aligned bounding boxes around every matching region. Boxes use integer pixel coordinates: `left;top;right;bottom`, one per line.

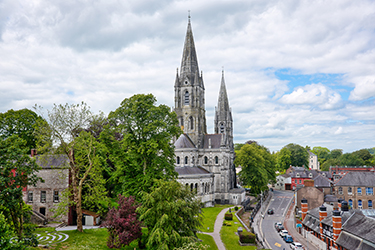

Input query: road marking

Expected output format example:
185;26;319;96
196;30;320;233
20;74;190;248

275;242;281;247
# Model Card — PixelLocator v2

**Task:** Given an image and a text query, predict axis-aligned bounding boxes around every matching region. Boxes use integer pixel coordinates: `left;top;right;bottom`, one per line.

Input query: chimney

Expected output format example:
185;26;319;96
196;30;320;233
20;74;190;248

304;179;314;187
31;149;37;157
332;210;342;241
301;198;308;221
319;205;327;237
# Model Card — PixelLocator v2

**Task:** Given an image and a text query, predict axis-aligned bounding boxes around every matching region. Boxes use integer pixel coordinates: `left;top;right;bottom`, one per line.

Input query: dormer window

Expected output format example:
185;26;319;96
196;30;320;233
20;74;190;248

296;173;300;178
309;173;313;178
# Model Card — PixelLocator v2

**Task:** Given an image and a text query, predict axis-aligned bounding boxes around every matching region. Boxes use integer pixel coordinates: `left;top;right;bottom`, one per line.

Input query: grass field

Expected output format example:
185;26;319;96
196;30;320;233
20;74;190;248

199;204;233;233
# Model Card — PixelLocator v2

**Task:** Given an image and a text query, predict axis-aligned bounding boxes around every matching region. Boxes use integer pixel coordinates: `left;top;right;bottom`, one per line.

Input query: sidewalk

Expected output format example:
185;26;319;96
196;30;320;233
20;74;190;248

252;192;273;249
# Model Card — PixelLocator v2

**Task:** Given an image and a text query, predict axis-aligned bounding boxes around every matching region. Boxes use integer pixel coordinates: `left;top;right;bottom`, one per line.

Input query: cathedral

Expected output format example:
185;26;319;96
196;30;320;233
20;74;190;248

174;18;246;206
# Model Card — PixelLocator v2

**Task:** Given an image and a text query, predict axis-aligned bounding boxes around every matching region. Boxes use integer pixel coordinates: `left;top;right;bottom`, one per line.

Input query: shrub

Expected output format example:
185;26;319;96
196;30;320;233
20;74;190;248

224;213;233;221
239;231;256;244
234;206;239;211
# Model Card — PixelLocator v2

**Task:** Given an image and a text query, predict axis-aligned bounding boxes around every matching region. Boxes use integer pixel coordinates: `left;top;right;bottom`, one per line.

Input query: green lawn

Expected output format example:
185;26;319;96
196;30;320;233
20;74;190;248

199;205;232;233
197;233;218;250
220;213;257;250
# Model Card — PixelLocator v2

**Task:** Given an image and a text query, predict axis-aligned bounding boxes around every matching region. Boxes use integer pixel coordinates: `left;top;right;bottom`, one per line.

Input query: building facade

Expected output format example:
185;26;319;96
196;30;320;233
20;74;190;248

174;18;244;206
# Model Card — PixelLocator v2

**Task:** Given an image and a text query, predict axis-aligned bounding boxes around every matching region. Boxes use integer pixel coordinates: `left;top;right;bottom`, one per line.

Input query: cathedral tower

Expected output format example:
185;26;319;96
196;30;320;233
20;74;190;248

174;17;207;147
215;71;233;150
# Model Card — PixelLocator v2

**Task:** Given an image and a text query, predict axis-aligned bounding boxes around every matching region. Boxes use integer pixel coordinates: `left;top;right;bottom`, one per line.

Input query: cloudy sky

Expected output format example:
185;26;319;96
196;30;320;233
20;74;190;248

1;0;374;153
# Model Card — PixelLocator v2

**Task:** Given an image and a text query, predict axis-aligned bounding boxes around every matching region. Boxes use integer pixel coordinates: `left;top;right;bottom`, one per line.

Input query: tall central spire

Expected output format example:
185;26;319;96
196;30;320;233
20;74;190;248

180;17;200;85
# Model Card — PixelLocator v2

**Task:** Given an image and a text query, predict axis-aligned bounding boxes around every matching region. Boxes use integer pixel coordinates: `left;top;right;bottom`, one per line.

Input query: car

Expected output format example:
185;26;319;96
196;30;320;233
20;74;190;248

290;242;304;250
267;208;274;214
283;234;293;243
279;229;288;238
274;222;283;230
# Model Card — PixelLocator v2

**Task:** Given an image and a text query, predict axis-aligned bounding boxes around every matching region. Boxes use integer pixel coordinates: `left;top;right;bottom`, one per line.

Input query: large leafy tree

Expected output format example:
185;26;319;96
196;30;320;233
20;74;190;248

138;180;202;250
275;147;292;171
283;143;309;167
35;103;108;232
0;109;46;154
311;146;330;166
0;135;42;247
101;94;181;199
234;143;269;194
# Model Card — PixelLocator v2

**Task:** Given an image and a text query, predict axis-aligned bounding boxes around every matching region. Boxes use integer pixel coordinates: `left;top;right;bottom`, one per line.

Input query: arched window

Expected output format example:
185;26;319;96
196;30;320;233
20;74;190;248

204;156;208;164
176;156;180;164
220;123;224;133
368;200;373;209
184;91;189;105
195;183;198;191
215;156;219;164
190;116;194;130
190;183;193;192
358;200;362;208
348;199;353;208
338;187;343;195
180;117;184;127
185;156;188;165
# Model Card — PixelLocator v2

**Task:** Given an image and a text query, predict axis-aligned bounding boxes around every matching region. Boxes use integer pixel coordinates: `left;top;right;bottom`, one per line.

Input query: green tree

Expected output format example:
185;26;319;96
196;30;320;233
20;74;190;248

320;158;341;171
234;144;269;194
138;180;202;250
276;148;292;171
34;103;108;232
311;146;330;166
330;149;343;159
352;149;373;165
0;109;46;154
101;94;181;199
0;135;42;247
340;153;364;166
283;143;309;167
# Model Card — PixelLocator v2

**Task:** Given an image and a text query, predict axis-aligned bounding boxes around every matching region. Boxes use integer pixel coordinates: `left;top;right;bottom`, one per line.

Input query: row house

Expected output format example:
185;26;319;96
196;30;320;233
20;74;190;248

330;166;375;181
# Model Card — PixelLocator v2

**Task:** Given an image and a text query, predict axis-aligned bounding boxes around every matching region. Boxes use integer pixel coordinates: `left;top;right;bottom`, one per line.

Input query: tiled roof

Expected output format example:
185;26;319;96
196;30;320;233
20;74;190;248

313;174;332;187
342;212;375;243
335;172;375;186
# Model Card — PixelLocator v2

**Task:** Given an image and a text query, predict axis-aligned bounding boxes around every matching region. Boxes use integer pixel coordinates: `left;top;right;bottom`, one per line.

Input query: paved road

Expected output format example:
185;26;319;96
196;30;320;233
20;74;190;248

261;190;294;249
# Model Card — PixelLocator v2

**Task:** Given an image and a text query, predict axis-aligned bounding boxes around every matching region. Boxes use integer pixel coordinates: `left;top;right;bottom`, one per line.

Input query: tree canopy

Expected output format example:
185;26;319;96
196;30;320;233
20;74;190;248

283;143;309;167
101;94;181;199
0;109;45;154
138;180;202;250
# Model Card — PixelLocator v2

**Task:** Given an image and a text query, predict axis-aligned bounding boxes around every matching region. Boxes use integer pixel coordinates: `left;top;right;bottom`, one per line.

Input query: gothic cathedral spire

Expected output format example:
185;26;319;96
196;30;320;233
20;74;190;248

215;70;233;149
174;17;207;147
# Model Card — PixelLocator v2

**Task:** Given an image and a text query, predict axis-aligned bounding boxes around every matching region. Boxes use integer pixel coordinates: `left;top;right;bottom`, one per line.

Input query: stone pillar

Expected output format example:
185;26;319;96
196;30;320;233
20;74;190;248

301;198;308;221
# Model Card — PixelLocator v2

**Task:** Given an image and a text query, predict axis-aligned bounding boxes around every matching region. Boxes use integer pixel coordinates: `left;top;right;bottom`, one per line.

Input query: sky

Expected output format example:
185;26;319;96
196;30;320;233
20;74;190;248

1;0;375;153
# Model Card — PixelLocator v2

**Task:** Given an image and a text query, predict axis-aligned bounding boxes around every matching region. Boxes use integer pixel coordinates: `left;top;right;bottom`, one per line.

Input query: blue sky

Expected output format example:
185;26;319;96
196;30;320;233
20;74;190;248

0;0;374;153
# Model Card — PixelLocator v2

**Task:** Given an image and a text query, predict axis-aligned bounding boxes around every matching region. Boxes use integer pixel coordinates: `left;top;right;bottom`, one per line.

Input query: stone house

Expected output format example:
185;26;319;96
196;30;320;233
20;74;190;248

23;152;69;223
308;151;320;170
296;180;325;211
334;171;375;209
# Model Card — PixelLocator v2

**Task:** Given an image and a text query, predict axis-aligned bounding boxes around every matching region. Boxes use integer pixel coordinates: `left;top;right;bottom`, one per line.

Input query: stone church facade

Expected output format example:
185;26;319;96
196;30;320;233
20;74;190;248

174;18;245;207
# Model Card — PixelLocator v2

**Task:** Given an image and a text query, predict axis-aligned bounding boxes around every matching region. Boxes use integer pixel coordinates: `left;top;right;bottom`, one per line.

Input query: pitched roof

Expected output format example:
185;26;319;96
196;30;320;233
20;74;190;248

342;212;375;243
335;171;375;186
174;134;196;149
175;165;212;176
35;155;69;169
313;174;332;188
202;134;222;149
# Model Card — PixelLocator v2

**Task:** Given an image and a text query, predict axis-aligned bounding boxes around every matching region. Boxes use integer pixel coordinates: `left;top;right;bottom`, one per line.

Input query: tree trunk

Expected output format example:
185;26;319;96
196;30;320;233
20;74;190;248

76;188;83;232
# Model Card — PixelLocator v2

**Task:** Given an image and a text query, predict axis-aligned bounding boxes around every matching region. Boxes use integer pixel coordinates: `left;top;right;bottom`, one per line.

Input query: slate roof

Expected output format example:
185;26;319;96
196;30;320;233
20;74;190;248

35;155;69;169
175;165;212;176
335;171;375;186
174;134;196;149
202;134;222;149
324;194;338;203
313;174;332;188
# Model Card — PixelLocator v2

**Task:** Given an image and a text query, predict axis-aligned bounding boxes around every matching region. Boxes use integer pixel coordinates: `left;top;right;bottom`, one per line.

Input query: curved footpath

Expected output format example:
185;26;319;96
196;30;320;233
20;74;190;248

201;207;232;250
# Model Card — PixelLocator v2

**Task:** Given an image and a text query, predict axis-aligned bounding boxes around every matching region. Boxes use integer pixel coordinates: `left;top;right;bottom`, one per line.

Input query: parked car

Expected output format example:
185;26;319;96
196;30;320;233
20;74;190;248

275;222;284;231
290;242;304;250
279;230;288;238
267;208;274;214
283;235;293;243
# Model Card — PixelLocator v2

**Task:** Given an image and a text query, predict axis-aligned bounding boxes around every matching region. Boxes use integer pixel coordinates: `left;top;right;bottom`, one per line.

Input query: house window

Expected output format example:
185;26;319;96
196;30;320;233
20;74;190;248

215;156;219;164
184;91;189;105
53;191;59;203
358;188;362;195
358;200;362;209
368;200;373;209
176;156;180;164
366;187;373;196
295;180;297;184
189;116;194;130
309;173;313;178
348;199;353;208
41;191;46;203
184;156;188;165
28;191;33;203
348;187;352;195
204;156;208;164
338;187;343;195
299;179;302;184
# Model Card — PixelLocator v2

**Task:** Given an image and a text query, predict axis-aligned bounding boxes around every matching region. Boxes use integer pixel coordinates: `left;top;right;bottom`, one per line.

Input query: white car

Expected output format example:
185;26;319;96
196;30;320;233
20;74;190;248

279;229;288;237
290;242;304;250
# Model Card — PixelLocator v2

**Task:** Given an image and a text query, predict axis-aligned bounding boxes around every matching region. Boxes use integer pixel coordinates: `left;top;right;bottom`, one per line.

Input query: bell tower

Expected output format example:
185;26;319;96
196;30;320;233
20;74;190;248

174;16;207;147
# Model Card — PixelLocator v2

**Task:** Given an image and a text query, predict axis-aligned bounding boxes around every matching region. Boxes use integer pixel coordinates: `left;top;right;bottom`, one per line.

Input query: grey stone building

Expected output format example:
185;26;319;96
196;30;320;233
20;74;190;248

174;18;245;206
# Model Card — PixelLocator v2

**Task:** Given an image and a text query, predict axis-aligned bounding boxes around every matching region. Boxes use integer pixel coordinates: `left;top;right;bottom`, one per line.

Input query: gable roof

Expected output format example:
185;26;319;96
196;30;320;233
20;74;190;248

335;172;375;186
35;155;69;169
174;134;196;149
313;174;332;188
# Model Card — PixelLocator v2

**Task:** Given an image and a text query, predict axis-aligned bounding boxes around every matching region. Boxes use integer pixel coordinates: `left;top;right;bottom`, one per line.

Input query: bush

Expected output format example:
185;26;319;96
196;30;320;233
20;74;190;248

224;213;233;221
234;206;239;211
239;231;256;244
